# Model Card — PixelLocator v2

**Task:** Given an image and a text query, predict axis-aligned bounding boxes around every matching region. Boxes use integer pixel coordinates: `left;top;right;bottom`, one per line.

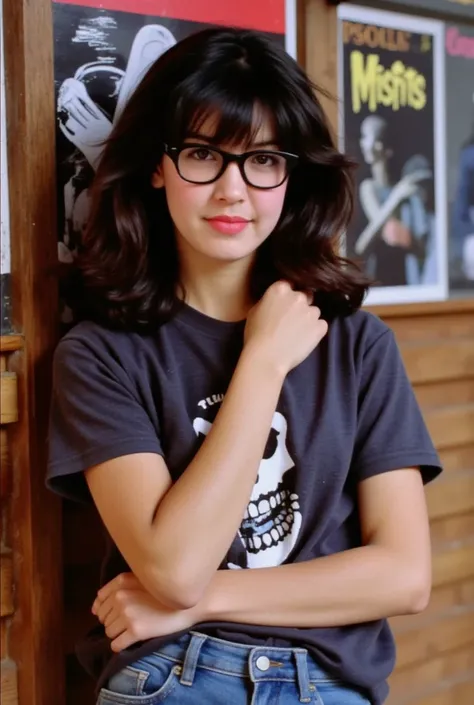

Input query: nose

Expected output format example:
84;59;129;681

212;162;246;202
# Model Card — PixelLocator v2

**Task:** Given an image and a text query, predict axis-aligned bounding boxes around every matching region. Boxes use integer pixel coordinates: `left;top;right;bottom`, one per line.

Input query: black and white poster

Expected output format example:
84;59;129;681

52;0;296;320
445;23;474;293
338;4;447;306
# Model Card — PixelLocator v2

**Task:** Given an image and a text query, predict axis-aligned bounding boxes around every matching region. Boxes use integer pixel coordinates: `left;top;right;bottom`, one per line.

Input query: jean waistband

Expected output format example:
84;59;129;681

151;631;338;702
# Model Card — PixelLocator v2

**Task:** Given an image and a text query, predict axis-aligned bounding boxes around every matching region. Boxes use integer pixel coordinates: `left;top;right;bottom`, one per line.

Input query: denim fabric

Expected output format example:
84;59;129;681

97;632;371;705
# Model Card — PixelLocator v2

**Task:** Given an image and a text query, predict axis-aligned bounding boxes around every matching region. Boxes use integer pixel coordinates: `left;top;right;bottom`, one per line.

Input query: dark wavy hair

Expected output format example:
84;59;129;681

71;27;370;331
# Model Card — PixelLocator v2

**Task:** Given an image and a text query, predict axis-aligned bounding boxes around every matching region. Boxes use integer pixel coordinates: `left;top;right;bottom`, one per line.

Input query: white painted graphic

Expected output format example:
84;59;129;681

193;411;302;569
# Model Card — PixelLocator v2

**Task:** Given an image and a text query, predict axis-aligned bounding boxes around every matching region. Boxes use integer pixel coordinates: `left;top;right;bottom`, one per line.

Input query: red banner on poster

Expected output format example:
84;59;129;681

53;0;286;33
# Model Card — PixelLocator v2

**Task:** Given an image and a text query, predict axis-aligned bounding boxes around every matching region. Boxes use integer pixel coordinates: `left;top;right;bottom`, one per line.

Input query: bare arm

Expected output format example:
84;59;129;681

86;351;283;609
94;468;432;651
85;282;327;609
200;468;432;625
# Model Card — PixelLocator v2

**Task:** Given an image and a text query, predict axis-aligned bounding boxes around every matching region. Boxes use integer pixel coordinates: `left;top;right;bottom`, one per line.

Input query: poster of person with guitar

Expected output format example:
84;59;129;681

338;4;447;305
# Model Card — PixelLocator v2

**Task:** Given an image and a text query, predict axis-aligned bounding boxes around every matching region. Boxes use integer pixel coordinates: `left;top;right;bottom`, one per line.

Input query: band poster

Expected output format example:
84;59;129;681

338;4;447;306
445;22;474;293
52;0;296;320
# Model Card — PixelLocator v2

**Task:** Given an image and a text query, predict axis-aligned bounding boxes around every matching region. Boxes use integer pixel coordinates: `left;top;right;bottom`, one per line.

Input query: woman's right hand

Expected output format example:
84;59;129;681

244;280;328;376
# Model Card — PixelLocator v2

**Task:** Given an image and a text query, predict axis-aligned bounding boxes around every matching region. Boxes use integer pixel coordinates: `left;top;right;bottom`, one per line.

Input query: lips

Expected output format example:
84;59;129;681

205;215;251;235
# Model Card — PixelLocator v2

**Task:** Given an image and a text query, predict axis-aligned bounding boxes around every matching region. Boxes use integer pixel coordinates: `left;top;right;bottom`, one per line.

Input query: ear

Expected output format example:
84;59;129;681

151;165;164;189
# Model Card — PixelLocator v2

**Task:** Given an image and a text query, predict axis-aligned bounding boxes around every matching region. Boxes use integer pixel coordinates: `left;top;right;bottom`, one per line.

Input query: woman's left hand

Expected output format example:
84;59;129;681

92;573;203;652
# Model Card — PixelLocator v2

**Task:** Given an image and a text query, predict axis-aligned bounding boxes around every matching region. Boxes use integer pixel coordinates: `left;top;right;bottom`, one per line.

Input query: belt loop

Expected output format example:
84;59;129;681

295;651;312;703
180;633;207;686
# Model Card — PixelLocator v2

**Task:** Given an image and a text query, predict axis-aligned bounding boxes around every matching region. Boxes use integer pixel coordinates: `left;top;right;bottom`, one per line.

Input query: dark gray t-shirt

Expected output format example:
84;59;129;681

47;304;442;704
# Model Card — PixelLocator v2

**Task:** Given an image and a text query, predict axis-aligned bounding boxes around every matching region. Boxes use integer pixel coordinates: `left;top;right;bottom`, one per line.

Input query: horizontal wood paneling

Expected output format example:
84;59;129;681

385;311;474;343
438;444;474;473
388;645;474;703
424;405;474;450
413;678;474;705
401;340;474;385
391;578;474;635
426;470;474;519
381;300;474;705
415;378;474;409
0;663;18;705
0;374;18;425
430;512;474;544
432;542;474;588
395;608;474;670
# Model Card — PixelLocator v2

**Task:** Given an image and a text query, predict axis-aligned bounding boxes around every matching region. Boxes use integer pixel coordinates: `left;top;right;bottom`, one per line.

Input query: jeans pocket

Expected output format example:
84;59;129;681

97;657;181;704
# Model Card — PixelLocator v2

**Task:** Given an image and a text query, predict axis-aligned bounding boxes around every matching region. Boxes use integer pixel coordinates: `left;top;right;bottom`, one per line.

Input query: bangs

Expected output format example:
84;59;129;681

164;64;297;151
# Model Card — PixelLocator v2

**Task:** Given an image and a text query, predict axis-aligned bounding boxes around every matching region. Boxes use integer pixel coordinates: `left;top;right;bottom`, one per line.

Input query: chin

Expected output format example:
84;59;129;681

201;245;257;263
197;235;264;263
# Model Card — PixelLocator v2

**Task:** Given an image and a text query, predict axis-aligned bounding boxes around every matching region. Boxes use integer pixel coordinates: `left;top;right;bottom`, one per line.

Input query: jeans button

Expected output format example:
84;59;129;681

256;656;270;671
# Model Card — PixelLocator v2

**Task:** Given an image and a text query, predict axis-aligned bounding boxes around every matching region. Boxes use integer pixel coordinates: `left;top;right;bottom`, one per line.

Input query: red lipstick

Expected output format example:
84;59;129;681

205;215;250;235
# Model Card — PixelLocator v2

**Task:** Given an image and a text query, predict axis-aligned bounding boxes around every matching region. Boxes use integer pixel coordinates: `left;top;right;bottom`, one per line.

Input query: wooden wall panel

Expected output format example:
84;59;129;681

378;301;474;705
0;341;21;705
3;0;64;700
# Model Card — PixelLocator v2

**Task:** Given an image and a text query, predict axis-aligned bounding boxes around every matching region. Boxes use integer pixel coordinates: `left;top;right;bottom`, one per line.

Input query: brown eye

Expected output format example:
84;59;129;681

189;148;214;161
254;154;274;166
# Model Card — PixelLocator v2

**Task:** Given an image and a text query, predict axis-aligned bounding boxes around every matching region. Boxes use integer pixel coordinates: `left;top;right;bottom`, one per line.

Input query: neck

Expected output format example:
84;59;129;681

178;252;255;322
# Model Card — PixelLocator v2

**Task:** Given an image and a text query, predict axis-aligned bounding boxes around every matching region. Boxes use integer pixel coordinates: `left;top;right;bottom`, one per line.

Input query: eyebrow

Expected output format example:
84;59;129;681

185;132;278;149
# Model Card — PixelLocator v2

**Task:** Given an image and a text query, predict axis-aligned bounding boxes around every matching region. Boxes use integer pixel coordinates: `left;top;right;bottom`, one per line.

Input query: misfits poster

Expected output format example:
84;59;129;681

338;5;447;306
445;23;474;293
52;0;296;320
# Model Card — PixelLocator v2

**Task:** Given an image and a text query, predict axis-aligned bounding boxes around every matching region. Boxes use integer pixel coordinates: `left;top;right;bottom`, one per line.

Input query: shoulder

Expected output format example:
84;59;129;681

329;309;392;352
53;321;153;384
55;320;149;362
58;320;129;349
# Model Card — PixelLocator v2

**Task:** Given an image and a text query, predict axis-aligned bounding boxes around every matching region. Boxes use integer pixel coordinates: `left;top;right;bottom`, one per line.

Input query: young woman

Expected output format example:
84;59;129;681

47;28;442;705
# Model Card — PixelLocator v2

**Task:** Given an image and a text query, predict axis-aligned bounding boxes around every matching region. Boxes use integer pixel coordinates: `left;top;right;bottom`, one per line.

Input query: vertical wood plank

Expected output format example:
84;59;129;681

302;0;339;135
2;0;64;703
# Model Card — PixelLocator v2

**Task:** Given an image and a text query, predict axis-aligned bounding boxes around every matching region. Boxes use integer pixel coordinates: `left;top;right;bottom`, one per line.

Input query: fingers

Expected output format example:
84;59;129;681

92;572;136;614
104;614;125;640
111;628;134;653
95;596;115;626
271;280;315;306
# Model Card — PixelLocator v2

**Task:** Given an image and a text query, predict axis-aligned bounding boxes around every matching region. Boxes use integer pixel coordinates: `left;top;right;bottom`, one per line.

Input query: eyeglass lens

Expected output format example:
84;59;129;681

177;146;289;188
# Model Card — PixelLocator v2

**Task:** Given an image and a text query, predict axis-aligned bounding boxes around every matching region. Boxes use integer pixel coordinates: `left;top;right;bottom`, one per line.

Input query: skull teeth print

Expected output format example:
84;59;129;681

193;409;302;569
240;482;300;554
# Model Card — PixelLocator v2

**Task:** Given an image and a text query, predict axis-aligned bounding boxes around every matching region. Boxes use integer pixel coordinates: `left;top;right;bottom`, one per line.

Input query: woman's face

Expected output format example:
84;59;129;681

151;113;288;267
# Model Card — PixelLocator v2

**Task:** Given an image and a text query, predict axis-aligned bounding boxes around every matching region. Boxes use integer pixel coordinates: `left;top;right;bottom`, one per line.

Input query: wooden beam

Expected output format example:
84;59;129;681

0;373;18;424
3;0;64;703
302;0;339;135
0;337;24;353
371;298;474;319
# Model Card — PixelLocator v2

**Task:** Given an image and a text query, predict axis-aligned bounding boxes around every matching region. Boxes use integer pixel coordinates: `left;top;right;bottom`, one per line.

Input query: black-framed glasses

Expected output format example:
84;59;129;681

164;143;299;190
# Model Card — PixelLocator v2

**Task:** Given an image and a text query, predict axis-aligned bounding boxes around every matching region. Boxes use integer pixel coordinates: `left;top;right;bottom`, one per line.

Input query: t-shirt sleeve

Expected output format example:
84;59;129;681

47;336;163;503
353;327;442;484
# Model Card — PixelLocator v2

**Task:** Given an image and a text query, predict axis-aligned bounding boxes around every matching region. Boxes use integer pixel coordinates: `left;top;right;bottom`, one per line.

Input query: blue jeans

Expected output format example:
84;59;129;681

97;631;371;704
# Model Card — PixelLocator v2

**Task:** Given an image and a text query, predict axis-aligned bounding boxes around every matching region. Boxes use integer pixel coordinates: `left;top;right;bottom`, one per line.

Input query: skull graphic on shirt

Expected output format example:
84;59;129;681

192;411;302;569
